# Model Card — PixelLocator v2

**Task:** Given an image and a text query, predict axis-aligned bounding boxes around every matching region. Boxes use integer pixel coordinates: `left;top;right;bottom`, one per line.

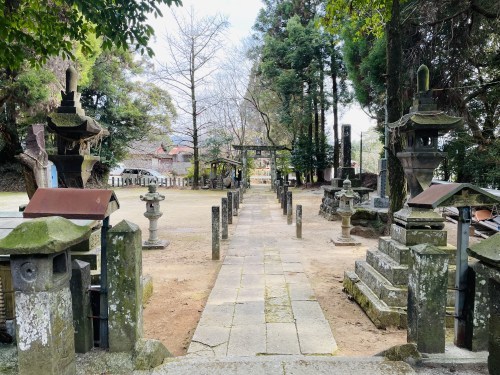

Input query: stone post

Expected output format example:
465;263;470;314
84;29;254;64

140;184;168;249
233;191;239;216
239;187;243;203
0;217;92;375
70;260;93;353
287;191;293;225
212;206;220;260
296;205;302;239
277;185;281;201
270;150;277;191
227;191;233;225
489;276;500;375
339;124;355;180
221;198;228;240
407;243;449;353
107;220;143;352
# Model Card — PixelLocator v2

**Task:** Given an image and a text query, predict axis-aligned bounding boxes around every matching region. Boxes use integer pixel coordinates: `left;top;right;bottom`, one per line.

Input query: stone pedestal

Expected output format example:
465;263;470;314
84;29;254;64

107;220;143;352
0;217;91;375
465;233;500;351
407;244;449;353
343;207;456;329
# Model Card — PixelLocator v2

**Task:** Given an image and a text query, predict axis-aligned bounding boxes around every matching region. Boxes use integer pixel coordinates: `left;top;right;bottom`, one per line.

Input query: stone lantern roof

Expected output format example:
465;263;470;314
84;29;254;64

388;64;462;132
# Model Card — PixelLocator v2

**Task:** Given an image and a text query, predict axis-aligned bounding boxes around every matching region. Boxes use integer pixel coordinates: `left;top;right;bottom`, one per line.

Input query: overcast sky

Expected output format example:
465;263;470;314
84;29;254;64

148;0;376;141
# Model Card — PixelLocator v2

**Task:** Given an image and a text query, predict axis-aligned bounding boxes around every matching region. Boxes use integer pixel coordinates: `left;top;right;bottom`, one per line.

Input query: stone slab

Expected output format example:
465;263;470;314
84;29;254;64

266;323;300;354
227;324;266;356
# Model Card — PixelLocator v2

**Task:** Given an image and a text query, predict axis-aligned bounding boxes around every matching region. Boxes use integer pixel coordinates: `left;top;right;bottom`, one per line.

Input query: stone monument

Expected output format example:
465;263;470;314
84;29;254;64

339;124;355;180
47;66;107;188
140;184;168;249
15;124;49;198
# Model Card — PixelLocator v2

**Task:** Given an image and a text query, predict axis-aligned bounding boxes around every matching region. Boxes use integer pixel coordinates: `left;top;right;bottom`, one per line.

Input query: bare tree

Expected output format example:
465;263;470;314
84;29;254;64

156;8;228;188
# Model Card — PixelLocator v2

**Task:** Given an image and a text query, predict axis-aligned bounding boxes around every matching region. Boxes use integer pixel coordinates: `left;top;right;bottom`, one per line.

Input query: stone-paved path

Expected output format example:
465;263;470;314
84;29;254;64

187;186;337;357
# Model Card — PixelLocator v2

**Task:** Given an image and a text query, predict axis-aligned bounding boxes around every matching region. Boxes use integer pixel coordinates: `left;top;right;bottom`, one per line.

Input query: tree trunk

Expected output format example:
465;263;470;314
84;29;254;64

386;0;406;219
0;77;22;163
331;62;340;178
191;44;199;190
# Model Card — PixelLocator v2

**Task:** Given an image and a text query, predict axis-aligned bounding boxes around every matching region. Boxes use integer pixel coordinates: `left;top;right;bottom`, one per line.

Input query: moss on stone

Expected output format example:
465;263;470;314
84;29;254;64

0;216;91;255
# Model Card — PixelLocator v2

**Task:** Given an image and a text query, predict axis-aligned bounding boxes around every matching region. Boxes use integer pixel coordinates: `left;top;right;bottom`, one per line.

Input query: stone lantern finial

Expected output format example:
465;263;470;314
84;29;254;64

66;65;78;94
417;64;429;93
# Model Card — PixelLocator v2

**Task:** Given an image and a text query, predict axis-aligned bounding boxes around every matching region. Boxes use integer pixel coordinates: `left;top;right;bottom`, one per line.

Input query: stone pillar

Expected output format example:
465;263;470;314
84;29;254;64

221;198;228;240
70;260;93;353
286;191;293;225
339;124;355;180
107;220;143;352
296;205;302;239
212;206;220;260
233;191;239;216
270;150;277;191
227;192;233;225
0;217;91;375
488;276;500;375
242;150;248;190
407;243;449;353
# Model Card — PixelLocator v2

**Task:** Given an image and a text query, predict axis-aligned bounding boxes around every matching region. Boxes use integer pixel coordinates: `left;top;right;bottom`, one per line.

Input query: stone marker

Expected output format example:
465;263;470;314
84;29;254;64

70;259;93;353
221;198;228;240
234;191;239;216
296;205;302;239
140;184;169;249
407;243;449;353
287;191;293;225
107;220;143;352
212;206;220;260
227;192;233;225
0;216;91;375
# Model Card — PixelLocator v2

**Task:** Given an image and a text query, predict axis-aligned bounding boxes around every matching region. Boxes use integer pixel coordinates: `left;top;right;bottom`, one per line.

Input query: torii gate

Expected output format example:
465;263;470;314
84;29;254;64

232;145;287;190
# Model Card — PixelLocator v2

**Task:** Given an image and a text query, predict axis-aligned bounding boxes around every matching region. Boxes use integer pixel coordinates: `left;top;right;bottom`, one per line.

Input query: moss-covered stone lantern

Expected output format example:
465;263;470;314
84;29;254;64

390;65;462;199
47;66;108;188
389;64;462;229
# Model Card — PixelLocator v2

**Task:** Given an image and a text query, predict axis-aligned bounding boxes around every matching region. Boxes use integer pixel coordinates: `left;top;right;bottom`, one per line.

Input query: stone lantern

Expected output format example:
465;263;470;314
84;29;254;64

47;66;108;188
0;216;91;375
389;64;462;229
334;179;361;246
140;184;168;249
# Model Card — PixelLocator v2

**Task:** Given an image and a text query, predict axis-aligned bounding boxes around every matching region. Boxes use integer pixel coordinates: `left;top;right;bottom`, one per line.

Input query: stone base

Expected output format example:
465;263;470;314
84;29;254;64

373;196;389;208
142;240;169;250
333;236;361;246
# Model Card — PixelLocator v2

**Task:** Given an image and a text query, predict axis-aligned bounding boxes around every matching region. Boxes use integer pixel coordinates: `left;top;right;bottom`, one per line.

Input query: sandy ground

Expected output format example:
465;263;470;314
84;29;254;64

0;186;481;357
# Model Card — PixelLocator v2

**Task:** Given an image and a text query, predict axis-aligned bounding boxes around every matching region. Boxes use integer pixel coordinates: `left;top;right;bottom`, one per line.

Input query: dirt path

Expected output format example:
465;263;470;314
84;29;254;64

0;186;478;357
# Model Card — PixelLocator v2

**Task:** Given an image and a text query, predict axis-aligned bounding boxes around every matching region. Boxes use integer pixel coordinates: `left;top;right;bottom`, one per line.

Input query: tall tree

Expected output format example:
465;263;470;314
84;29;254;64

80;49;176;178
156;8;229;189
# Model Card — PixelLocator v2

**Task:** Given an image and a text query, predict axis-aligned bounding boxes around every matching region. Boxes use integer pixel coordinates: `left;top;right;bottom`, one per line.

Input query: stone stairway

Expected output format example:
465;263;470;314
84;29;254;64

146;356;416;375
344;214;457;329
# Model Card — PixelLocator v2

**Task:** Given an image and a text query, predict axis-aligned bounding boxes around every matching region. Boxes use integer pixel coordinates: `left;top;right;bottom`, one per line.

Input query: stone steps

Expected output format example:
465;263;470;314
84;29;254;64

355;260;407;308
366;249;409;286
151;355;416;375
378;237;410;265
343;270;407;329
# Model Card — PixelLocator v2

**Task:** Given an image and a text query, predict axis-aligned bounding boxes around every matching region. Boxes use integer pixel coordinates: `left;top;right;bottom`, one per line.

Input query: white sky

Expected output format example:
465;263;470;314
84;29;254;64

148;0;376;141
